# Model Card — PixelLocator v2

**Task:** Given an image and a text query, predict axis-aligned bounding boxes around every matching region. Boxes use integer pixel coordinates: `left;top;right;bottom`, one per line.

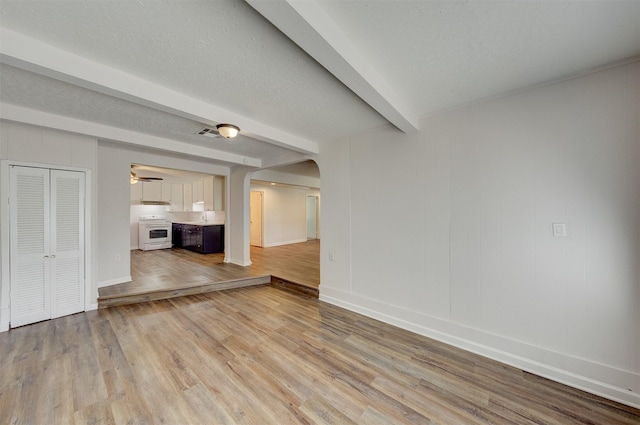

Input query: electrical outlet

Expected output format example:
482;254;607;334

329;251;335;262
114;253;121;262
552;223;567;237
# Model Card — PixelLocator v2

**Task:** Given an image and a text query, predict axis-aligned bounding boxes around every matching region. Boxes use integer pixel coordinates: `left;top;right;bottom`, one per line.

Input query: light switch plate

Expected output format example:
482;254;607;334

552;223;567;237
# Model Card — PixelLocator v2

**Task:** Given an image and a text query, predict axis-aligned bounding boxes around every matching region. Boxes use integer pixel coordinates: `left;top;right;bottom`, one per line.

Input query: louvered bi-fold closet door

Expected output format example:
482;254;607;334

10;166;85;328
51;170;85;319
10;166;51;327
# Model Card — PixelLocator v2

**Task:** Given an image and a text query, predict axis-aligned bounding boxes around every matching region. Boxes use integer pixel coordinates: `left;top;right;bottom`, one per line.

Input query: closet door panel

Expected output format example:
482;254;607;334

10;166;51;327
51;170;85;318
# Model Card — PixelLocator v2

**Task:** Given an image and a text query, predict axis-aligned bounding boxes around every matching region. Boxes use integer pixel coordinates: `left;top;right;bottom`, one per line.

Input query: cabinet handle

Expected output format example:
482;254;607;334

43;255;49;259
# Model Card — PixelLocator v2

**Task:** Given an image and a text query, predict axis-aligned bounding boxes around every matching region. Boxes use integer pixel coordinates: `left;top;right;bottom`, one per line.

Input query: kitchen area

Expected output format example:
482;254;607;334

130;164;226;255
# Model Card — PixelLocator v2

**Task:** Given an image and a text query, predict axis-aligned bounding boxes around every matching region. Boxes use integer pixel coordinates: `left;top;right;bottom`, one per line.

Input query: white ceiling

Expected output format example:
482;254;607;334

1;0;639;169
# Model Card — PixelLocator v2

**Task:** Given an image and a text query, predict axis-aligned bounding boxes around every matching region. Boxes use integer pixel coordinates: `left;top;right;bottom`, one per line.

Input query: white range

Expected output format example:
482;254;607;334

138;215;172;251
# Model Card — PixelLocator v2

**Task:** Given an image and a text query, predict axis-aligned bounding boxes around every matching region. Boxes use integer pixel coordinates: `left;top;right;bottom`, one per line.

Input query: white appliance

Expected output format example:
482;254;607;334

138;215;172;251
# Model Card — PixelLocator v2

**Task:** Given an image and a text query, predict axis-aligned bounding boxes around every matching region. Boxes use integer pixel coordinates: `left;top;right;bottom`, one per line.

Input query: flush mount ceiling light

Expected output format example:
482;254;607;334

216;124;240;139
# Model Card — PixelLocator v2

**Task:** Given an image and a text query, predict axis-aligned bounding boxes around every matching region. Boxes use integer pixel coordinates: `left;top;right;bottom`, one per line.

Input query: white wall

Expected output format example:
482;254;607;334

0;121;98;329
250;183;320;247
319;61;640;407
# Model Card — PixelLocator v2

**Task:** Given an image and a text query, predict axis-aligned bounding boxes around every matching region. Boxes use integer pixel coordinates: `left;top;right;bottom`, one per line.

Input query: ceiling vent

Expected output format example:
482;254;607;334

197;127;220;138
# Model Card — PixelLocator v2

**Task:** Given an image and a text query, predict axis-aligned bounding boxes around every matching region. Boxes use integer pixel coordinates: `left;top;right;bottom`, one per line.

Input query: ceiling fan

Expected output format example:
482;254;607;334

130;169;163;184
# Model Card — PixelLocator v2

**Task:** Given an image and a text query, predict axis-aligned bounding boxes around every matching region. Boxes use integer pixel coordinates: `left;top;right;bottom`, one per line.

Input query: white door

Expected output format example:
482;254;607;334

10;166;85;328
10;166;51;327
250;191;263;247
51;170;85;318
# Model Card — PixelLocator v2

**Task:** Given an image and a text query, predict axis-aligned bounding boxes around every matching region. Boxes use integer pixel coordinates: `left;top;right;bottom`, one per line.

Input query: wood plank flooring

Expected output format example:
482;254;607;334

1;285;638;424
98;240;320;307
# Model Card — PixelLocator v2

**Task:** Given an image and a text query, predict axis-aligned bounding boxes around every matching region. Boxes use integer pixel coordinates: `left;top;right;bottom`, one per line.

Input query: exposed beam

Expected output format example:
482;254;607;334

0;103;263;167
0;27;319;155
246;0;420;133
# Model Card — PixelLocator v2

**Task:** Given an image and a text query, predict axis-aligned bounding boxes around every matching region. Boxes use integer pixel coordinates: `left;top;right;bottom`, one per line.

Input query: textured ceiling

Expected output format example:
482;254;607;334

0;0;639;169
0;64;293;159
320;0;640;114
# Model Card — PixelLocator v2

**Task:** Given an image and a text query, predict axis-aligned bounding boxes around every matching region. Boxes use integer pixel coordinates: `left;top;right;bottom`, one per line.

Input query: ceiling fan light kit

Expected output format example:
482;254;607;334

216;124;240;139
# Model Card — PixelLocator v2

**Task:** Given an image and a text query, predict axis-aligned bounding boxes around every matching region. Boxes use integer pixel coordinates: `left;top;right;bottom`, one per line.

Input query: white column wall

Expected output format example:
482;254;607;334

228;166;252;266
319;61;640;407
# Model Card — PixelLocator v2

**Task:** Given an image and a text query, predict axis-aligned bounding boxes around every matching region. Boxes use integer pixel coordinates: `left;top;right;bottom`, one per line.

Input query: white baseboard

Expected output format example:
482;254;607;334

319;287;640;409
264;238;307;248
228;258;252;267
98;276;132;288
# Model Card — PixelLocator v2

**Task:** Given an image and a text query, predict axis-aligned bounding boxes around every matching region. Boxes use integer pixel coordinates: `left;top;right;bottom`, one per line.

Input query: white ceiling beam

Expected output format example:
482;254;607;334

246;0;420;133
0;27;319;155
0;103;262;167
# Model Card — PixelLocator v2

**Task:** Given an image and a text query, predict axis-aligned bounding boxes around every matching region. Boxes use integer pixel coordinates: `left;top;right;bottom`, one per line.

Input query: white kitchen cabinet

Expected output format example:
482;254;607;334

192;179;204;204
130;181;142;202
214;176;225;211
142;181;162;201
183;182;193;210
161;183;172;202
171;184;183;211
203;176;214;210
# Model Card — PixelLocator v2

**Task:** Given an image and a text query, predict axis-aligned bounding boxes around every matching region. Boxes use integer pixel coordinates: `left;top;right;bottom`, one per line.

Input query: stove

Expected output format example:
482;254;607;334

138;215;172;251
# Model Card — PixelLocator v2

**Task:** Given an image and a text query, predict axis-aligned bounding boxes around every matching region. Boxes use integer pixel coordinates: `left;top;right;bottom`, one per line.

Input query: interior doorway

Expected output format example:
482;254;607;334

250;191;264;247
306;195;319;240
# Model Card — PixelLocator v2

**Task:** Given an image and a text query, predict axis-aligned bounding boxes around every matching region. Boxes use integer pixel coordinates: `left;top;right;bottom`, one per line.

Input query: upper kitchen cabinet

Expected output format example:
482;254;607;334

192;179;204;204
171;184;183;211
203;176;225;211
142;181;162;201
214;176;225;210
130;181;142;203
161;183;172;202
183;182;193;210
203;177;214;210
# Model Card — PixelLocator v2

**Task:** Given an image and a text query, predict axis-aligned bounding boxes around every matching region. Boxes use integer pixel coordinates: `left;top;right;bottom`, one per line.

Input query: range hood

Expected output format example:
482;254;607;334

141;200;171;206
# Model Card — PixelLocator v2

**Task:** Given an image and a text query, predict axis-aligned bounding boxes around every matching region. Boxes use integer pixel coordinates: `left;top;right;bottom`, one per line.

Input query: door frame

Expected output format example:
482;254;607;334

0;160;93;332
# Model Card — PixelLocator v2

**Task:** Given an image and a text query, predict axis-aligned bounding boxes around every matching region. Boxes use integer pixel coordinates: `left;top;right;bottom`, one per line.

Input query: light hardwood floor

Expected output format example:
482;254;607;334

98;240;320;307
1;285;638;424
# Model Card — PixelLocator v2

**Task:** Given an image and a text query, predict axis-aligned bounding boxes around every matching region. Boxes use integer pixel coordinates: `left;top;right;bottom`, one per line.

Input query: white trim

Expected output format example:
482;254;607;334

264;238;307;248
98;276;132;289
0;160;93;331
319;287;640;409
227;258;252;267
0;162;10;332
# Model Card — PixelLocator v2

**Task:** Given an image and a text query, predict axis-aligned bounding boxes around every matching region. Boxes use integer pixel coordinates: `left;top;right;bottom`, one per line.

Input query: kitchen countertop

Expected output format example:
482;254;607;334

172;221;225;226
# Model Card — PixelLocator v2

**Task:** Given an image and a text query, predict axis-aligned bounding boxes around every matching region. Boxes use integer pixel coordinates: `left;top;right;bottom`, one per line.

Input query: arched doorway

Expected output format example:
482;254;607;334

248;160;320;291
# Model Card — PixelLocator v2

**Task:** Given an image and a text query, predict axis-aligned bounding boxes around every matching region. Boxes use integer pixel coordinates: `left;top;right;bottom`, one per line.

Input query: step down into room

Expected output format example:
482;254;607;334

98;275;319;309
98;275;272;308
99;242;320;309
